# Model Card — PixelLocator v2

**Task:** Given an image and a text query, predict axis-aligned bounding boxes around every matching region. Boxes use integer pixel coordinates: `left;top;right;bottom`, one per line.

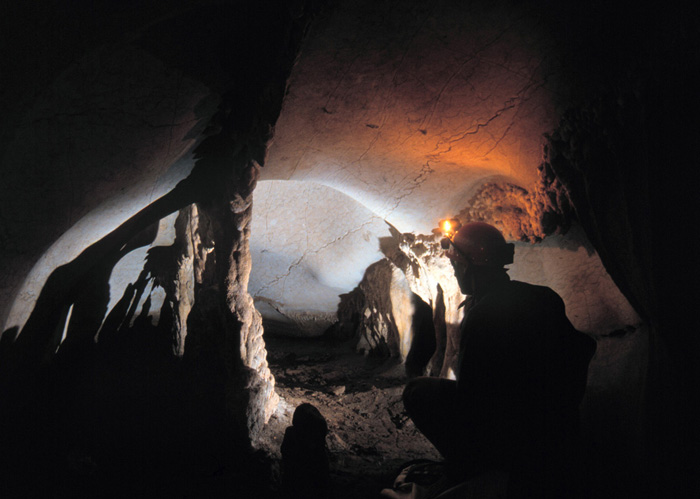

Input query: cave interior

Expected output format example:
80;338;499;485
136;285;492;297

0;0;698;497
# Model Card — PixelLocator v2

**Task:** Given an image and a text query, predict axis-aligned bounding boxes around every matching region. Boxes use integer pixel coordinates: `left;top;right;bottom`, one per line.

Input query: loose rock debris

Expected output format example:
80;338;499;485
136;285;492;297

257;335;441;498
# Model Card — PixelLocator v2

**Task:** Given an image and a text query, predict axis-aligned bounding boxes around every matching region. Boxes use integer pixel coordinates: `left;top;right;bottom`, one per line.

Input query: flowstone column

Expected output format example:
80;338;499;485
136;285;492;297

219;161;278;443
194;153;278;447
182;119;282;448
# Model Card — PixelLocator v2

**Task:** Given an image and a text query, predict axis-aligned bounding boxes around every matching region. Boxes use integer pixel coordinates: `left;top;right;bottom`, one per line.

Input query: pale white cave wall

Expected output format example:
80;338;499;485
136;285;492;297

249;180;393;336
508;224;640;335
0;36;214;332
101;210;182;328
3;155;194;335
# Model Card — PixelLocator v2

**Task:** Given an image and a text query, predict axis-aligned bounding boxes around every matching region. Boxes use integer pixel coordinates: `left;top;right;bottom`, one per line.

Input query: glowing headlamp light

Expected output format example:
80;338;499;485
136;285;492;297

438;218;461;249
439;218;461;238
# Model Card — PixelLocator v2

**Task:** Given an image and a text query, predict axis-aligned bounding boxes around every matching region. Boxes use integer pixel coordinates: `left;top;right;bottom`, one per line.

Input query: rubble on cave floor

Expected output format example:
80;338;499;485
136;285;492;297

257;334;441;498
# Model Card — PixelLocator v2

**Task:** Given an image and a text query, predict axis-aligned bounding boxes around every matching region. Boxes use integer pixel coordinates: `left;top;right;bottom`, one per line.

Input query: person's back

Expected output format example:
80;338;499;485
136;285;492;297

402;222;596;498
456;278;596;496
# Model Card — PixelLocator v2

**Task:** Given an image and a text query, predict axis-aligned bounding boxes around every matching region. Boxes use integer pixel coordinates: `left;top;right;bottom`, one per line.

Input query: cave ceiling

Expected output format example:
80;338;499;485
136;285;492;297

252;0;561;329
263;1;557;233
1;0;592;334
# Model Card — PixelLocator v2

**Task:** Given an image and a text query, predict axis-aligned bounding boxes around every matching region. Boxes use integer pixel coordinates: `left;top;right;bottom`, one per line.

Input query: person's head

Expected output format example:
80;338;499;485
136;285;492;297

444;222;514;295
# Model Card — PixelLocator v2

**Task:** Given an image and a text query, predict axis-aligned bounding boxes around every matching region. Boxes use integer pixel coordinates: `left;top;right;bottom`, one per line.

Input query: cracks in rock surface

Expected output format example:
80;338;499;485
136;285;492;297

383;161;435;219
253;216;382;299
416;15;524;134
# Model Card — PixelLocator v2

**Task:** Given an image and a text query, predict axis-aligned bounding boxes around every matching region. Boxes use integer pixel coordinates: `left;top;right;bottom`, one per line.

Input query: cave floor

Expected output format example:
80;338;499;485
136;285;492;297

257;334;441;498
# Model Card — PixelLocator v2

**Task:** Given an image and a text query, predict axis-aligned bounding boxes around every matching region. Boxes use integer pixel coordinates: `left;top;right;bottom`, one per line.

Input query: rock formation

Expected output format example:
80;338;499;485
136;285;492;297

0;1;697;497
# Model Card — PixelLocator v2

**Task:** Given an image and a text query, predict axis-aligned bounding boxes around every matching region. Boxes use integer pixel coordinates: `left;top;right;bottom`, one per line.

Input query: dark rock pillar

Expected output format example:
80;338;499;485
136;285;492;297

215;159;277;446
182;140;278;450
168;0;318;449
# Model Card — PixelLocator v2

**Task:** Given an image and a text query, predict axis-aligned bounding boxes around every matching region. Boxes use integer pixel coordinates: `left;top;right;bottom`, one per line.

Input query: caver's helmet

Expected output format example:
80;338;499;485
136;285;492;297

444;222;514;267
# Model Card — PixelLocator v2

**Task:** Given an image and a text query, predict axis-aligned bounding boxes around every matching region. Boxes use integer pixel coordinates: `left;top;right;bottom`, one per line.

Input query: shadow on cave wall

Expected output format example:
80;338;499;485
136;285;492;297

405;292;436;378
0;215;236;498
326;258;438;379
0;0;319;492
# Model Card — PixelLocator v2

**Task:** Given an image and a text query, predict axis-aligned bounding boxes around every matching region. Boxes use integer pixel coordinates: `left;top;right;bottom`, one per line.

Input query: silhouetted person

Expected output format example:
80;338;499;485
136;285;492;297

281;403;330;498
403;222;596;498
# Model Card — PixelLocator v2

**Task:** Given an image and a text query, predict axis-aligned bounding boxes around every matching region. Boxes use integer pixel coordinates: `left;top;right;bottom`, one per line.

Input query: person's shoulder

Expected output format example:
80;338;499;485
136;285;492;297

505;280;564;306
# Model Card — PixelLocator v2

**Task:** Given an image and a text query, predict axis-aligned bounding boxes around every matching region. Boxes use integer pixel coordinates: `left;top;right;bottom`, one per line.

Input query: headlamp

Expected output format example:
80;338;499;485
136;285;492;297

438;218;461;239
438;218;461;250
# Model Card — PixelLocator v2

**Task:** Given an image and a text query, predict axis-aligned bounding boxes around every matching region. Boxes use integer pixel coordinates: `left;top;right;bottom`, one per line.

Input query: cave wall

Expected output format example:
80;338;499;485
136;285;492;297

0;1;316;495
0;43;211;330
249;180;392;336
510;225;639;335
0;0;697;496
536;3;699;494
